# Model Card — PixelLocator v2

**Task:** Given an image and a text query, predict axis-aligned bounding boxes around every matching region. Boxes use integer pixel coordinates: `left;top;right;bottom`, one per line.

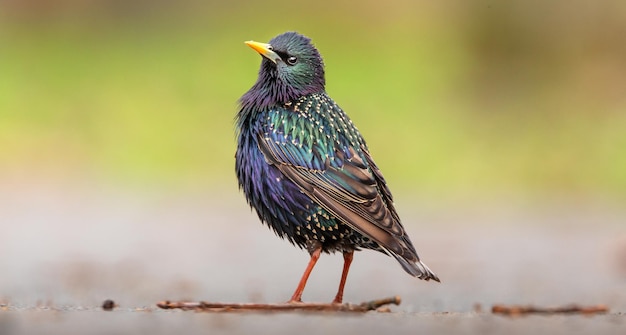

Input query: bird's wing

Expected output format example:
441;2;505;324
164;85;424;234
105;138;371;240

256;108;420;264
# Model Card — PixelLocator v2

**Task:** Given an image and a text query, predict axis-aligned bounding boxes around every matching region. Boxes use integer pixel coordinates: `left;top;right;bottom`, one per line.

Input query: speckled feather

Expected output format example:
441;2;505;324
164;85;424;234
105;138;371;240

236;32;438;281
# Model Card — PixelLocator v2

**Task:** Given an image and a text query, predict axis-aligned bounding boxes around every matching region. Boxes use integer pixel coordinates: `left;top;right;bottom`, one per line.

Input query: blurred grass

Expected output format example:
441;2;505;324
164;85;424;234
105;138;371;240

0;0;625;200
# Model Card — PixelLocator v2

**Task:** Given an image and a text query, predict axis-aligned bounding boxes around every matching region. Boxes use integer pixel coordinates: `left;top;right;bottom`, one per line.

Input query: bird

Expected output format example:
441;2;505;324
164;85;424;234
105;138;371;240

236;32;439;304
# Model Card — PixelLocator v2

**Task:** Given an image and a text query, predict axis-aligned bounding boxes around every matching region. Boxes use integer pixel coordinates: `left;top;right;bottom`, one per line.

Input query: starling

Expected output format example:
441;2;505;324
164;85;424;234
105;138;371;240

236;32;439;304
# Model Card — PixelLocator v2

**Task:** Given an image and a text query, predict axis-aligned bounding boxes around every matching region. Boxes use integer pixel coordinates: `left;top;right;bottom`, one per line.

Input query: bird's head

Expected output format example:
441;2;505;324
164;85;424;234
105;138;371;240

242;32;325;108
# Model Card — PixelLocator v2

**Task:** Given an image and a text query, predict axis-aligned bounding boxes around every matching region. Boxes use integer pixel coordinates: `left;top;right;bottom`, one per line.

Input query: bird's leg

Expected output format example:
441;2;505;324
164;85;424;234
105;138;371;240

288;241;322;303
332;250;354;304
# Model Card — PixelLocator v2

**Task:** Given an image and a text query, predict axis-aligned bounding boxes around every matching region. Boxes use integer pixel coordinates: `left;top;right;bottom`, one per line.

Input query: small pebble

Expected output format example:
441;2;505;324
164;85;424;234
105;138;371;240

102;299;115;311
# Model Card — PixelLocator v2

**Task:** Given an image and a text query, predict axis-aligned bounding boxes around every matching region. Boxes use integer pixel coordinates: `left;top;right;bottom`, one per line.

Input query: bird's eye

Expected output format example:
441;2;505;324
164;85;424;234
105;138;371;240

286;56;298;65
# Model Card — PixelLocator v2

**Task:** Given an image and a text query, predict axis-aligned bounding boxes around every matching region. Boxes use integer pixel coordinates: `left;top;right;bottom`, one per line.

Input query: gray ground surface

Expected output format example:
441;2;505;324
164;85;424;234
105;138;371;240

1;181;625;334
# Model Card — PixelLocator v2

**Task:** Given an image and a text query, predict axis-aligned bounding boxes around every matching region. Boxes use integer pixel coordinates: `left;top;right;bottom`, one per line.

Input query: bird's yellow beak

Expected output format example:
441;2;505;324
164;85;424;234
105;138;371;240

245;40;280;64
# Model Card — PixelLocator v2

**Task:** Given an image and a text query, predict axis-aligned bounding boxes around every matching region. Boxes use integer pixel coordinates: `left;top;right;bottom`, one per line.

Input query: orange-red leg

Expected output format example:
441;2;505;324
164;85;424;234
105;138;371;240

288;246;322;303
332;250;354;304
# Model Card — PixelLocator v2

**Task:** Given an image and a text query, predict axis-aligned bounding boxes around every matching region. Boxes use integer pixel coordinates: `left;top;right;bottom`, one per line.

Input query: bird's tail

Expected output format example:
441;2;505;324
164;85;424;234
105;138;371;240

392;254;440;282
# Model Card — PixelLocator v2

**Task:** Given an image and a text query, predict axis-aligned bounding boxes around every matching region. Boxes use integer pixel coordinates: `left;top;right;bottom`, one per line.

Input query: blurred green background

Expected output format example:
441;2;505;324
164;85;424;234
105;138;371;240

1;0;625;203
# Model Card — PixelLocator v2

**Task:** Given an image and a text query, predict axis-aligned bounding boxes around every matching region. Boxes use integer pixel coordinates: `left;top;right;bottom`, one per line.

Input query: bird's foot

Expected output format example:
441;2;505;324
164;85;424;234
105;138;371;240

332;293;344;305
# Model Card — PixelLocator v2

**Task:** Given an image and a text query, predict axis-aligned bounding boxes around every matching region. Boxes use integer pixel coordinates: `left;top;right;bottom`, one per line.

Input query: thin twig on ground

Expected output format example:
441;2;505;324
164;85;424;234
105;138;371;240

156;296;401;313
491;304;609;316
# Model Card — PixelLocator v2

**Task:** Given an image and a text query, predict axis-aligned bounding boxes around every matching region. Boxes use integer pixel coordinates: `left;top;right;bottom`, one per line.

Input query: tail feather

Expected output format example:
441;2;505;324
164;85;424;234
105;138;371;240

392;253;440;282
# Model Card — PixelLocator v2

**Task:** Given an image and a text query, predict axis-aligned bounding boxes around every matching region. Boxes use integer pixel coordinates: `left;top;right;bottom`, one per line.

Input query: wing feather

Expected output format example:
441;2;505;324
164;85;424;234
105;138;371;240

257;131;418;261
